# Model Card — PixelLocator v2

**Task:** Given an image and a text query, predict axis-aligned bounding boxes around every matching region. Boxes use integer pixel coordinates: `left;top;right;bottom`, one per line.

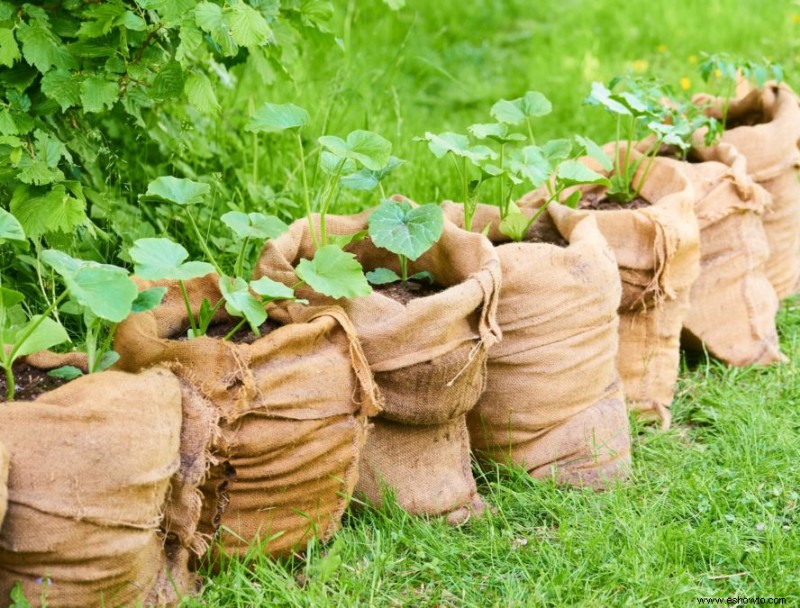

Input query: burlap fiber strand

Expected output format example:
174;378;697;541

0;366;187;608
254;205;502;523
114;275;381;560
658;144;784;366
442;201;631;488
693;81;800;299
521;146;700;429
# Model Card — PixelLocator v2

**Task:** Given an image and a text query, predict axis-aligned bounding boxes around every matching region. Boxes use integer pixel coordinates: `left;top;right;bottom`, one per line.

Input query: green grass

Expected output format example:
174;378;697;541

182;1;800;605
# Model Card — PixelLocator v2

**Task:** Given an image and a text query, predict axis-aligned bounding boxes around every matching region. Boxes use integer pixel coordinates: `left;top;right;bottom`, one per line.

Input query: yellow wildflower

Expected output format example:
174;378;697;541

632;59;650;73
792;13;800;23
688;54;698;65
715;68;722;78
680;77;691;91
657;44;668;53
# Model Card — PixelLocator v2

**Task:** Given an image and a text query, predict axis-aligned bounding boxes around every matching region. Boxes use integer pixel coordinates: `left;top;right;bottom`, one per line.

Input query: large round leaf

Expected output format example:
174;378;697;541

144;176;210;206
219;275;267;332
295;245;371;300
245;102;309;133
130;238;215;281
368;200;444;261
221;211;288;240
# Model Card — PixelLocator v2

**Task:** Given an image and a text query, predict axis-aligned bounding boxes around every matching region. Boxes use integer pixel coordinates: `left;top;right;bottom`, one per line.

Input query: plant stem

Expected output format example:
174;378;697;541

399;255;408;285
4;364;14;401
178;280;198;337
86;319;96;374
498;144;506;217
296;131;319;250
235;237;249;278
252;131;259;184
462;157;473;231
526;118;535;145
633;141;661;200
319;160;347;247
223;318;247;341
186;211;223;276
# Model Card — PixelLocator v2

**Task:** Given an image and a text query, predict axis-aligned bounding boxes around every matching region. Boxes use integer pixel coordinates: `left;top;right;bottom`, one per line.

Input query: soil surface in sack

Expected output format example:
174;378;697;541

524;222;569;248
177;319;282;345
372;280;445;305
0;362;70;402
581;193;651;211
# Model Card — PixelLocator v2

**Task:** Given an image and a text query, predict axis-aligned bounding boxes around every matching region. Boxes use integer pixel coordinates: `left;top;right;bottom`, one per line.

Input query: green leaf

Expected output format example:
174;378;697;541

0;207;25;242
0;287;24;308
222;211;288;241
319;151;356;176
491;91;552;125
129;238;215;281
11;316;69;358
575;135;613;171
368;200;444;261
327;230;368;248
0;28;20;67
366;267;401;285
41;250;138;323
151;61;185;101
145;176;210;205
185;72;220;114
229;2;272;48
420;131;497;164
246;102;309;133
468;122;526;143
295;245;371;300
131;287;167;313
563;190;582;209
556;161;611;188
541;139;573;163
48;365;84;380
409;271;434;284
585;82;631;116
219;275;266;332
41;69;81;111
94;350;120;372
318;130;392;171
16;19;75;72
250;276;294;300
10;185;86;237
498;209;533;242
80;76;119;113
508;146;551;187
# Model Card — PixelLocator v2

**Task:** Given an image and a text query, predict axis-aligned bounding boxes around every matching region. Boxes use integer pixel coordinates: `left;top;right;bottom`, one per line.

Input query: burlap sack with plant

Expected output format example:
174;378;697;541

521;147;700;429
0;366;189;608
693;81;800;299
255;209;502;523
441;201;631;488
655;144;784;366
114;275;381;559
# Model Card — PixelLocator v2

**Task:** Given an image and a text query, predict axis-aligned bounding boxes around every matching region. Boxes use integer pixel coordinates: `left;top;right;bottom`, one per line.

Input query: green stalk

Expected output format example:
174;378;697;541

235;237;250;278
4;364;14;402
526;118;535;145
178;280;198;337
498;144;506;217
624;117;636;200
185;211;223;277
85;319;96;374
633;140;662;200
319;159;347;247
296;132;319;250
223;318;248;341
252;131;259;185
399;255;408;286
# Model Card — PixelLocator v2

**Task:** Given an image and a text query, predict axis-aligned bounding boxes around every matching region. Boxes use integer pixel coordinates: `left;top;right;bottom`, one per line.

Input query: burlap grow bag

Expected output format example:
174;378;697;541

657;144;783;366
114;276;380;559
521;148;700;428
693;82;800;299
441;202;631;488
0;444;7;530
0;366;186;608
255;208;502;523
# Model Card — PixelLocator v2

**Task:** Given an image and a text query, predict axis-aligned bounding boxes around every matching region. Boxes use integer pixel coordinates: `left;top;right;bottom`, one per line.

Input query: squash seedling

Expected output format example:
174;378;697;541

584;76;692;204
39;250;165;381
366;199;444;286
698;53;784;130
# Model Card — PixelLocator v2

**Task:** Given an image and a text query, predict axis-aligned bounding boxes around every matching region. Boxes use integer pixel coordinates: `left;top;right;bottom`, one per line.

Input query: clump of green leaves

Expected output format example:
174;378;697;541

585;76;697;204
366;200;444;286
698;53;784;129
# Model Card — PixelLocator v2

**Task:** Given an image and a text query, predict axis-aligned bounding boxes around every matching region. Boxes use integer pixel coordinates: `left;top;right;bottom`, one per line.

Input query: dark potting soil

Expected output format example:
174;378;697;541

0;362;70;402
177;319;282;344
373;279;446;305
523;221;569;248
580;192;651;211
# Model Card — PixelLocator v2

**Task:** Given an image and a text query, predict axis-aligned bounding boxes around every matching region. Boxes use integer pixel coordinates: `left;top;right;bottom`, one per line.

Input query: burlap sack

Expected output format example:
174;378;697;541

254;207;502;522
656;144;783;366
693;81;800;298
0;367;187;608
0;444;7;530
521;147;700;428
442;202;631;488
114;275;380;559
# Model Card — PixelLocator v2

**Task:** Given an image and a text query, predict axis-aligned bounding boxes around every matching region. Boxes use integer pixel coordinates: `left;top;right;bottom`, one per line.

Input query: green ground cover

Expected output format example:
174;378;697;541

177;1;800;605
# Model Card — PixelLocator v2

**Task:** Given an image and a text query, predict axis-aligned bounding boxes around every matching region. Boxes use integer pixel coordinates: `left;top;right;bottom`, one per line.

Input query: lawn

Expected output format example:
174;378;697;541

177;0;800;606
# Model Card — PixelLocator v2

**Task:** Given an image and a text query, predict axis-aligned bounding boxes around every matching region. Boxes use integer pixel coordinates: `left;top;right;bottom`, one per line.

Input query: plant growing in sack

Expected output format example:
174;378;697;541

0;216;192;607
115;176;381;564
433;92;631;487
692;55;800;300
519;77;702;428
254;194;502;524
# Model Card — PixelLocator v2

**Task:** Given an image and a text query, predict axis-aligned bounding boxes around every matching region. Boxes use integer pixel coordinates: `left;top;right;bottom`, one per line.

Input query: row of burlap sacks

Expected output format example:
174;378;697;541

1;81;798;607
